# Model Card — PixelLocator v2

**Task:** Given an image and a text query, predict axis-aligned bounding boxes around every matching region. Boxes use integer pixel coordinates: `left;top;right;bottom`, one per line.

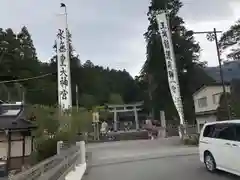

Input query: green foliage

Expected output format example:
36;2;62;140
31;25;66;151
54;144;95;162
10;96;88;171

25;105;60;137
0;84;8;101
70;107;92;134
216;81;240;121
216;93;232;121
25;105;92;162
79;94;96;109
32;131;72;163
219;20;240;60
108;93;124;104
183;134;199;146
99;110;111;121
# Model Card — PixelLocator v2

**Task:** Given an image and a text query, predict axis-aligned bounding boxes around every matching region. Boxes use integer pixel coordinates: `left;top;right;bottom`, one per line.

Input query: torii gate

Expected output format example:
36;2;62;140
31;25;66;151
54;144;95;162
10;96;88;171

107;101;143;131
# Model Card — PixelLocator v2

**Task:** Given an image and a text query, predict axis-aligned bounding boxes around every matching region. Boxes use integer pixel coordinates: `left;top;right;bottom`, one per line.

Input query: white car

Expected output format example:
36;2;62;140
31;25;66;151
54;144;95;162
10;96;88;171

199;120;240;176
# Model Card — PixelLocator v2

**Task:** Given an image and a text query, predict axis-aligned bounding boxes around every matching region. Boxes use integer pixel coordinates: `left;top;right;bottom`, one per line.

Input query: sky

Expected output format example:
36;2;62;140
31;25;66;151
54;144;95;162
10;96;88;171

1;0;240;77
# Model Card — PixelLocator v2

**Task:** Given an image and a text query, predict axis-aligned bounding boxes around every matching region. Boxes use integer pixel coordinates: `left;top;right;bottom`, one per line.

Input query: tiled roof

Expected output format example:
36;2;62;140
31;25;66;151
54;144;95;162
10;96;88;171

0;117;36;130
0;103;36;130
205;60;240;83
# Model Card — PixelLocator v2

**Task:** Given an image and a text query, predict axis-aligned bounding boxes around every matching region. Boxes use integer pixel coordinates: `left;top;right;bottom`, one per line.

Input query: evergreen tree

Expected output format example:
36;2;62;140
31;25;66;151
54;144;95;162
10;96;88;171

216;93;233;121
141;0;211;122
108;93;124;104
17;26;46;104
219;20;240;61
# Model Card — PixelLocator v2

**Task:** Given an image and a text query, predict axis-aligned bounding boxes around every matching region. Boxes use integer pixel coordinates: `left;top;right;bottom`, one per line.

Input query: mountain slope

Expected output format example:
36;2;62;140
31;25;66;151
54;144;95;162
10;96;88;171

205;61;240;83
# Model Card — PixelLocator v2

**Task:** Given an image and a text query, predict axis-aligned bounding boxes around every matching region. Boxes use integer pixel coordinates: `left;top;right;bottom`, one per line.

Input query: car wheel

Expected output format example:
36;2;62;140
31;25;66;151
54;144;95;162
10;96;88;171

204;152;216;172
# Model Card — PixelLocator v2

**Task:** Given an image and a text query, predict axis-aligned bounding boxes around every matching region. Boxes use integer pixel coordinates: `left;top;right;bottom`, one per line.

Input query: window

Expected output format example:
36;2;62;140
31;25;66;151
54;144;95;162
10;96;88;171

198;97;207;108
235;125;240;142
203;125;215;138
213;124;236;141
212;93;222;104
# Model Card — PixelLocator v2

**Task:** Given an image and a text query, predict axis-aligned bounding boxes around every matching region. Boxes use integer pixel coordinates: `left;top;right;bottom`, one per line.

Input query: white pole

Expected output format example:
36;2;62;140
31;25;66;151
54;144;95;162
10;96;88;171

59;3;72;110
79;141;86;164
64;4;72;109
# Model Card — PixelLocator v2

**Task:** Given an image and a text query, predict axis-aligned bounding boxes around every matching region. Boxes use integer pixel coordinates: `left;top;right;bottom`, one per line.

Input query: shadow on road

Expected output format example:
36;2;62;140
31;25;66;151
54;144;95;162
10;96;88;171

214;170;239;179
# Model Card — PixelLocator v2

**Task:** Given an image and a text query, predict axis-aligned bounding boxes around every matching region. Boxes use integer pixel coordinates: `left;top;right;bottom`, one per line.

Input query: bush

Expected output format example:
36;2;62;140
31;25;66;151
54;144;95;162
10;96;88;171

183;134;199;146
26;105;92;164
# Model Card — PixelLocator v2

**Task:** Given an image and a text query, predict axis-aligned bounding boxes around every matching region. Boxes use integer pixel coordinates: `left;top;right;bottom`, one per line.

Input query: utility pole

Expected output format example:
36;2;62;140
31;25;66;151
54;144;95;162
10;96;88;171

193;28;231;120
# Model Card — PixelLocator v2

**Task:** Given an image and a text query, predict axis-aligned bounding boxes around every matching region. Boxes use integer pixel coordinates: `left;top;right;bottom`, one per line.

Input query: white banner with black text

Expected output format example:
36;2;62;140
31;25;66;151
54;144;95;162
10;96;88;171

156;12;185;125
56;13;72;110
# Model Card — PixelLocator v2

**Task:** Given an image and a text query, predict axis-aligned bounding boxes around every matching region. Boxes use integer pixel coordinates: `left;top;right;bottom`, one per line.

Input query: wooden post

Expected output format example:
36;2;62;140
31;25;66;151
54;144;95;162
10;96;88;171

7;131;11;173
31;136;34;152
22;134;25;166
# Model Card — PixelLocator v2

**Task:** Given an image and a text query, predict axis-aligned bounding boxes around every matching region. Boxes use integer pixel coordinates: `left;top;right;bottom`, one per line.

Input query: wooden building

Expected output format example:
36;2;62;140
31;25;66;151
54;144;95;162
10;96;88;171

0;102;36;175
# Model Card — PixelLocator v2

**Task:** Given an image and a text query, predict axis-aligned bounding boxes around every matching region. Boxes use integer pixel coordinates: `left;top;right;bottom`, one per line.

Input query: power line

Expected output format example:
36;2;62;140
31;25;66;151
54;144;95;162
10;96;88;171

0;72;56;84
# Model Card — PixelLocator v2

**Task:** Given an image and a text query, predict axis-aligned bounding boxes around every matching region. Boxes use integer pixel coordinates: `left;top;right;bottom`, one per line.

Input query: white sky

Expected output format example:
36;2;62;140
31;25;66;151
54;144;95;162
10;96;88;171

0;0;240;76
182;1;240;67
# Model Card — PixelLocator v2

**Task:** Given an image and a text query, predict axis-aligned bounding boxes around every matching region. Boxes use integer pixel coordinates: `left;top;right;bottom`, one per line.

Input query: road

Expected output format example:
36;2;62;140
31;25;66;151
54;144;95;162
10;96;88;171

85;155;237;180
85;137;238;180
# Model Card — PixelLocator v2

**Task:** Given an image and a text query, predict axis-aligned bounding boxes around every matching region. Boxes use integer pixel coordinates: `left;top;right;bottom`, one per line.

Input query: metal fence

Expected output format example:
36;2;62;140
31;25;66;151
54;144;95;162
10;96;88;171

10;144;82;180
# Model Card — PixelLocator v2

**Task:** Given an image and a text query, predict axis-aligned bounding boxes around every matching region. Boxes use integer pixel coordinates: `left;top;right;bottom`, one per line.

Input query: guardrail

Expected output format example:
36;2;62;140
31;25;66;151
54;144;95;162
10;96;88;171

10;141;85;180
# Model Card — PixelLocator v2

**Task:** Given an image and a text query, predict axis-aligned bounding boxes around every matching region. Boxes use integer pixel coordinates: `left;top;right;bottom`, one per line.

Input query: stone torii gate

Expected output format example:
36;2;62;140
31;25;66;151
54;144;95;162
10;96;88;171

107;101;143;131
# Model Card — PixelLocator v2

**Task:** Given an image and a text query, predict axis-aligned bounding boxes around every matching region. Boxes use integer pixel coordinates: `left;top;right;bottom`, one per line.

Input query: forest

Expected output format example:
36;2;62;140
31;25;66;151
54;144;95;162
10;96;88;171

0;26;143;107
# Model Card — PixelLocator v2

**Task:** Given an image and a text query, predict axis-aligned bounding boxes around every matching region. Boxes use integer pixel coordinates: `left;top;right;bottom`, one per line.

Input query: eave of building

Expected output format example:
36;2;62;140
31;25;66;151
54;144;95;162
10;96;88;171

195;110;216;116
193;82;231;97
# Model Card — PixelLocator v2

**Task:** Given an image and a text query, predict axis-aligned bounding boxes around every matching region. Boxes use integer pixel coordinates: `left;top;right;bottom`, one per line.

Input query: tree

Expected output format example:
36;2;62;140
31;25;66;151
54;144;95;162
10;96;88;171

70;107;92;134
219;20;240;61
0;28;22;78
141;0;211;122
9;82;25;102
108;93;124;104
216;93;233;121
0;84;8;101
80;94;96;109
26;105;59;137
17;27;42;93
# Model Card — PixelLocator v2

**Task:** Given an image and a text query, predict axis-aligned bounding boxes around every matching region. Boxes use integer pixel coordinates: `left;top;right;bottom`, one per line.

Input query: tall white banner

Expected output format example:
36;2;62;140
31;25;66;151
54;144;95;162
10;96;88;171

56;13;72;110
156;13;185;125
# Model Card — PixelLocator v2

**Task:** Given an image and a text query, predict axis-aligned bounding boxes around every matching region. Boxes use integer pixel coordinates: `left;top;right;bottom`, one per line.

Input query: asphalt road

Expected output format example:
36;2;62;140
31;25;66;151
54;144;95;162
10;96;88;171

85;155;238;180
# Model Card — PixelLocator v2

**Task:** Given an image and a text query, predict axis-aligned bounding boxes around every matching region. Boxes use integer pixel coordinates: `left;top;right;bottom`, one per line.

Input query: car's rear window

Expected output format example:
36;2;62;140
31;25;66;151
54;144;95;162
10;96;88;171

203;124;215;137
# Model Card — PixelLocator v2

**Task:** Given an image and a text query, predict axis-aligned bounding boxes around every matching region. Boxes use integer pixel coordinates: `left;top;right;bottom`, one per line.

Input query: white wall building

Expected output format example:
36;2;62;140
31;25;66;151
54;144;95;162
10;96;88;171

193;84;231;133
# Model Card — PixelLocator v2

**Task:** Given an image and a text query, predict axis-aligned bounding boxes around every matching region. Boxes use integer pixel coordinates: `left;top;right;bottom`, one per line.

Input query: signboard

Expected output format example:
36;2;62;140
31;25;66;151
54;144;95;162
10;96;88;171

56;13;72;110
156;12;185;125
